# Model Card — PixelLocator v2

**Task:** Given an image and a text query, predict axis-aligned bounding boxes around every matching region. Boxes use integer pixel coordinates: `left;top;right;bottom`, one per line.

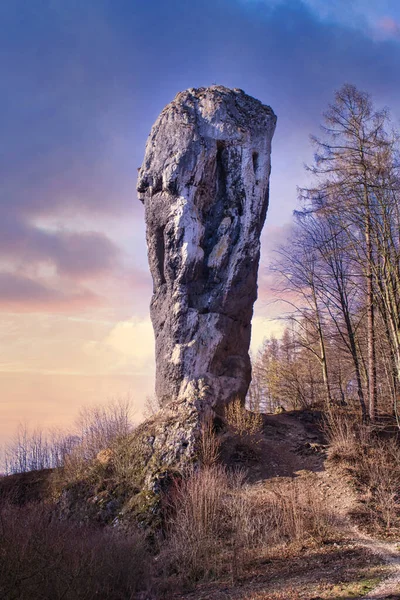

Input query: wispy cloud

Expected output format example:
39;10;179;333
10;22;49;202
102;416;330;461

376;16;400;38
0;217;120;279
0;272;102;312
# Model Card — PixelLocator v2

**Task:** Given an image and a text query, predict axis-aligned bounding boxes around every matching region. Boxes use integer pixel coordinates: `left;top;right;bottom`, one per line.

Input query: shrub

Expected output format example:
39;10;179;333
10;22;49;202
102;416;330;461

325;410;400;535
323;409;371;463
351;439;400;533
74;397;133;462
162;465;228;583
4;398;134;477
266;477;334;542
0;502;151;600
224;398;263;437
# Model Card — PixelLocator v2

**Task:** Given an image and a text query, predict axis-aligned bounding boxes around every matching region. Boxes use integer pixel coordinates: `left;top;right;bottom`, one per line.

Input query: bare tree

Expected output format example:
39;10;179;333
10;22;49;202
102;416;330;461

273;222;333;409
4;397;134;475
302;84;394;420
267;85;400;423
75;396;133;460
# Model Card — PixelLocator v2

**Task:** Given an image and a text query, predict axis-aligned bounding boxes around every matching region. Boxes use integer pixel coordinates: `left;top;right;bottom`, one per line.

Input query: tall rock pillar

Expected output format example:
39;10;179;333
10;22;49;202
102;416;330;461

138;86;276;409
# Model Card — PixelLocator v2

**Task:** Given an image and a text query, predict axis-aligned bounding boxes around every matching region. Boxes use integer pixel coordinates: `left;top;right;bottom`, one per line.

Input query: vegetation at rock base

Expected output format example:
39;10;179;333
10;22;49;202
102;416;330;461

3;84;400;599
2;400;400;599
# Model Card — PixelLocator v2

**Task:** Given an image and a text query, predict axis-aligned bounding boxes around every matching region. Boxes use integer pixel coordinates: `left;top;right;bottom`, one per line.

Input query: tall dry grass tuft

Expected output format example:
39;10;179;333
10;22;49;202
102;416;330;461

267;477;334;542
162;465;229;583
224;398;263;437
323;410;371;463
198;415;221;467
159;465;335;587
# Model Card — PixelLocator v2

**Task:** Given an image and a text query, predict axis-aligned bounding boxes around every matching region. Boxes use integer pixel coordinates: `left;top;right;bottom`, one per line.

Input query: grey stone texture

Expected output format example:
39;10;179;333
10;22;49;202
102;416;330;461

138;85;276;409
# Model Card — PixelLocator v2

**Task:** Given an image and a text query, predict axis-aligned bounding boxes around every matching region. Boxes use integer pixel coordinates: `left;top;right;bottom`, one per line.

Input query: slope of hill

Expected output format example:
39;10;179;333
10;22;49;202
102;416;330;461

1;409;400;600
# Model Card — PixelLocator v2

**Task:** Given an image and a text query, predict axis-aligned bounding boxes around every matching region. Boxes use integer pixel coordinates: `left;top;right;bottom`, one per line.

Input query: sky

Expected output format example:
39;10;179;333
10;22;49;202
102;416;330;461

2;0;400;445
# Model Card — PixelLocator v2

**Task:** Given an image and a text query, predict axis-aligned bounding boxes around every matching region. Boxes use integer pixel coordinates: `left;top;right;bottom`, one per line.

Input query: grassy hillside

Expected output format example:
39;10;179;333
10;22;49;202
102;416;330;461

2;405;400;599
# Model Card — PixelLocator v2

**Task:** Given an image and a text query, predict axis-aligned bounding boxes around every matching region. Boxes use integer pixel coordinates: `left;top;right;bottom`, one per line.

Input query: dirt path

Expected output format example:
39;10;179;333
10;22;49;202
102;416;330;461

351;528;400;599
255;411;400;600
317;469;400;599
183;410;400;600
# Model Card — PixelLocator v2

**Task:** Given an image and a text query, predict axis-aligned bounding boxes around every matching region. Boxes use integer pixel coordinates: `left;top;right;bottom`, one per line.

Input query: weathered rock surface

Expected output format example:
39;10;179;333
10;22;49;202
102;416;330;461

138;85;276;408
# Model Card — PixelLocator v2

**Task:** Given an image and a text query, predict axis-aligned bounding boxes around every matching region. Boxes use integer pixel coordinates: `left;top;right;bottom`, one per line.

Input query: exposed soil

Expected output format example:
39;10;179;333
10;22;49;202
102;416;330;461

219;410;326;481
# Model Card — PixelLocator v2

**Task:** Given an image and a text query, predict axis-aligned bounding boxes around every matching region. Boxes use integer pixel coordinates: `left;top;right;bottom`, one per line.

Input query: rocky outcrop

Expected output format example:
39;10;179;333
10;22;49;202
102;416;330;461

55;382;210;529
138;85;276;409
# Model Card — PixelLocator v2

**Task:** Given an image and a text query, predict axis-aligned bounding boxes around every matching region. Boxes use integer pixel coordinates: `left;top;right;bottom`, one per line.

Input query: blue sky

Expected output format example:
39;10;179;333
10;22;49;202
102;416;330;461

1;0;400;440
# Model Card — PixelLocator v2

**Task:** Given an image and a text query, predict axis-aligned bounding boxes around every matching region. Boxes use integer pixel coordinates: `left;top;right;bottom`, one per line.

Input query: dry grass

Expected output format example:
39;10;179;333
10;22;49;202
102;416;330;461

4;406;389;599
351;439;400;533
0;501;150;600
266;477;335;542
323;409;371;463
198;415;221;467
325;410;400;535
161;465;230;583
224;398;263;437
158;464;335;589
52;426;152;502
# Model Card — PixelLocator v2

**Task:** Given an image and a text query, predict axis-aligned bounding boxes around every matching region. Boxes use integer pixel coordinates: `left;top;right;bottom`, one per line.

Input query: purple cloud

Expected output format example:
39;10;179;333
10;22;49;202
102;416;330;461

0;272;102;312
377;16;400;38
0;216;120;279
2;0;400;314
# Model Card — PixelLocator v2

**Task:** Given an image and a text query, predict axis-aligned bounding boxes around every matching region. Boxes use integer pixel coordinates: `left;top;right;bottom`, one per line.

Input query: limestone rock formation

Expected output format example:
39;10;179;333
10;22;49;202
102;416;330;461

138;85;276;408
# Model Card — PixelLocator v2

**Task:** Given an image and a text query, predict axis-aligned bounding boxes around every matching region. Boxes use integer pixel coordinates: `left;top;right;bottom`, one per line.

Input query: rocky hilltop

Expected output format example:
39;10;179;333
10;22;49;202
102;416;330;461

138;85;276;409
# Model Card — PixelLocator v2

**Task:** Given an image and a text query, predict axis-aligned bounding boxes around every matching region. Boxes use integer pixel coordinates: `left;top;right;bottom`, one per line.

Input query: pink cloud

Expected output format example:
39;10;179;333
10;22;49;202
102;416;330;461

377;16;400;38
261;223;295;255
0;272;103;313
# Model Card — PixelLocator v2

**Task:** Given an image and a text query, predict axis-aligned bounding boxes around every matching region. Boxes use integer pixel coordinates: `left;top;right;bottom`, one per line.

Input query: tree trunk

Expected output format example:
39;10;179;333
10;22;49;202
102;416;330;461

365;212;378;420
